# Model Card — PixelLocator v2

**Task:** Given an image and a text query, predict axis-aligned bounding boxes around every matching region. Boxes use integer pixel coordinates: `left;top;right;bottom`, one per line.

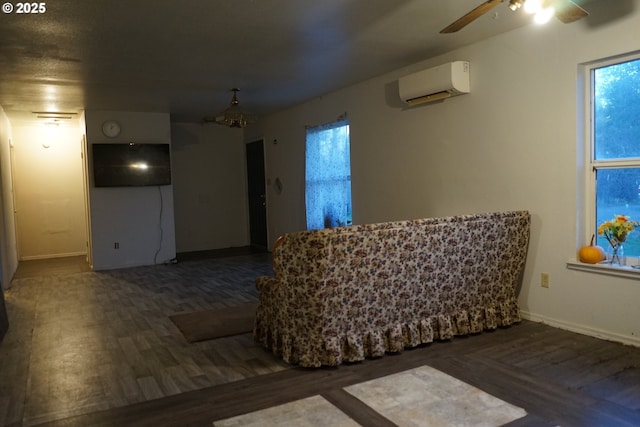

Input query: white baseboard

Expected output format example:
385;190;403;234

520;310;640;348
20;252;86;261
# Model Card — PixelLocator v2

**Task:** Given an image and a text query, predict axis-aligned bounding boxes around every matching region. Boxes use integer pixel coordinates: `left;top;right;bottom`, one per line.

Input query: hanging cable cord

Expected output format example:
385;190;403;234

153;185;164;264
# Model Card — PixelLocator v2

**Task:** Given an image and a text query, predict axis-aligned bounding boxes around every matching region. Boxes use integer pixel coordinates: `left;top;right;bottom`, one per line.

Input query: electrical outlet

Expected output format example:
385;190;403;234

541;272;550;288
114;242;120;250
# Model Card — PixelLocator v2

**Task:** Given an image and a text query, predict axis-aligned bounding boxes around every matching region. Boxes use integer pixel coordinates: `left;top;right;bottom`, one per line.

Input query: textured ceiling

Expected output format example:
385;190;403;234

0;0;596;124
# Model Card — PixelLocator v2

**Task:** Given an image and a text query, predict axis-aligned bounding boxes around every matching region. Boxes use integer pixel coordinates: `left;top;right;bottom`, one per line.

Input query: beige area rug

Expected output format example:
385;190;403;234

345;365;527;426
213;395;360;427
213;365;527;426
169;303;258;343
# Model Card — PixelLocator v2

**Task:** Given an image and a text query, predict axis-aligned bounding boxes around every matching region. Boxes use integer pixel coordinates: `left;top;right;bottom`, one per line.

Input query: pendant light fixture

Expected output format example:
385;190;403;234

206;88;255;128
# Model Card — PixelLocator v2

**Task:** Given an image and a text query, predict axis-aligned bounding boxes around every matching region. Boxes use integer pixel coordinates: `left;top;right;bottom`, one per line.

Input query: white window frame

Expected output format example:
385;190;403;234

569;51;640;278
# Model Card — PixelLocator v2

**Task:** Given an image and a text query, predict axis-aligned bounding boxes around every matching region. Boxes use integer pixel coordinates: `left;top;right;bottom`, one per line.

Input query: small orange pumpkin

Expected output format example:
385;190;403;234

578;234;606;264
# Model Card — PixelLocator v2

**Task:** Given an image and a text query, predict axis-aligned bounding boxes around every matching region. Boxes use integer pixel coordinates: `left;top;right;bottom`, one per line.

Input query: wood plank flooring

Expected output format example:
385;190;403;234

1;253;640;426
0;252;287;426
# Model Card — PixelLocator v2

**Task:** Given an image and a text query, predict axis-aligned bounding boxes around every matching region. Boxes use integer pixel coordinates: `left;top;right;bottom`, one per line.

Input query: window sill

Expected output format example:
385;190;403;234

567;259;640;280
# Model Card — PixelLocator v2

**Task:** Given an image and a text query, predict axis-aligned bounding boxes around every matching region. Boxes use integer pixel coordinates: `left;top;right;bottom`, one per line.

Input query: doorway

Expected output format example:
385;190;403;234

245;140;268;250
11;125;88;261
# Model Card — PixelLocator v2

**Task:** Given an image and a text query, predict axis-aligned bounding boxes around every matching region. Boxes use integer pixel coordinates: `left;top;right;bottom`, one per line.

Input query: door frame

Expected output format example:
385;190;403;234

245;139;268;251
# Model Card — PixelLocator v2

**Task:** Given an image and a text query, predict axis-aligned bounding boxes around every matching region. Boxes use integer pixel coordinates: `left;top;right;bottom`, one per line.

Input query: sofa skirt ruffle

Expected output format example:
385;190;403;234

254;299;521;367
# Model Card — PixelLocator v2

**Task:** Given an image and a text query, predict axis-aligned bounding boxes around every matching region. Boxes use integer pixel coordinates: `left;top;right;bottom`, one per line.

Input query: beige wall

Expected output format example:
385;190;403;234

85;110;176;270
171;123;249;253
248;2;640;346
0;107;18;289
11;124;87;260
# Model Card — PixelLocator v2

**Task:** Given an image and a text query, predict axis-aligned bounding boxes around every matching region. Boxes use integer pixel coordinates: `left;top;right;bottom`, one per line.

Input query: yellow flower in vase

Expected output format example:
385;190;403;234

597;214;639;264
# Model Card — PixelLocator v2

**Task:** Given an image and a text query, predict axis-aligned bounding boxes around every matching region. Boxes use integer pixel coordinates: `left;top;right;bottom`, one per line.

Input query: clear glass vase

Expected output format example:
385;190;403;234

611;243;625;266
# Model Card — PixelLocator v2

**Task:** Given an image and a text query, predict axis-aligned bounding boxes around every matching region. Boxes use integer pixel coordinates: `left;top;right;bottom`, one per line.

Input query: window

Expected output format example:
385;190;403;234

589;55;640;258
305;119;352;230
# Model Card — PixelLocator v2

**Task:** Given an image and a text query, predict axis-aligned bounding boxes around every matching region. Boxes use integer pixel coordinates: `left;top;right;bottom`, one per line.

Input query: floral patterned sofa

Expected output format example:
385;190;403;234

254;210;530;367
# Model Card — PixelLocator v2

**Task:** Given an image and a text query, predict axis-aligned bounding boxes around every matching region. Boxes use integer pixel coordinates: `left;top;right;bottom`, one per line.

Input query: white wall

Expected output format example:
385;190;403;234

253;3;640;346
11;124;87;260
171;123;249;253
85;111;176;270
0;107;18;290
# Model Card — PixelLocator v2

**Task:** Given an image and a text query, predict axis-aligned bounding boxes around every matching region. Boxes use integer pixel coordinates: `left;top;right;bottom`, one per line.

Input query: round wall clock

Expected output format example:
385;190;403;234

101;120;121;138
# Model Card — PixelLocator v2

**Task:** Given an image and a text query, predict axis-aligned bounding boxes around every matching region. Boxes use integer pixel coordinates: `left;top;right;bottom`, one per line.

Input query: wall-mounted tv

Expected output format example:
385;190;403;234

92;143;172;187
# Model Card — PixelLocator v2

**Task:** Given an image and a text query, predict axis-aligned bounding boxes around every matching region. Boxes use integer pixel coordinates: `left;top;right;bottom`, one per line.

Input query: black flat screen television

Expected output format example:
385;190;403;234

92;143;172;187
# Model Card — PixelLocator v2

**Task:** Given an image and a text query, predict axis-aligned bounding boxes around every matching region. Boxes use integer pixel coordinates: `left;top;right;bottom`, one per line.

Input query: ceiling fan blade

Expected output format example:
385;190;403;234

554;0;589;23
440;0;504;34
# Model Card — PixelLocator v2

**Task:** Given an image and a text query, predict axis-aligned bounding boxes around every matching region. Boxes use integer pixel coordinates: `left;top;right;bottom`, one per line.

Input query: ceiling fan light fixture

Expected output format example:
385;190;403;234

214;88;255;129
523;0;543;14
508;0;523;11
534;6;555;24
441;0;588;33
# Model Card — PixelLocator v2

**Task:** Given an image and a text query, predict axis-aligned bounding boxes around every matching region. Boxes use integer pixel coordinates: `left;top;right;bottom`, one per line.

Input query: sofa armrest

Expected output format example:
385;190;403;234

256;276;278;291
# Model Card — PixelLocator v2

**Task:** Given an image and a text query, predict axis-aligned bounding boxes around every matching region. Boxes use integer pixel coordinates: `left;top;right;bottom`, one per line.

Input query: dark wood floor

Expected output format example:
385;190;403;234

2;254;640;427
37;320;640;427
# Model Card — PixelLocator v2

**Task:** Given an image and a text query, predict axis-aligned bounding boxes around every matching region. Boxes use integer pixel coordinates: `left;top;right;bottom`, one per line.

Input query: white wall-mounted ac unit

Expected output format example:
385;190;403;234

399;61;470;106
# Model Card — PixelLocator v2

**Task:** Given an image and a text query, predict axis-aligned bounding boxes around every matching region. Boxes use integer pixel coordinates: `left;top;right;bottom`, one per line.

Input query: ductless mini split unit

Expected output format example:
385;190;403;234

399;61;470;106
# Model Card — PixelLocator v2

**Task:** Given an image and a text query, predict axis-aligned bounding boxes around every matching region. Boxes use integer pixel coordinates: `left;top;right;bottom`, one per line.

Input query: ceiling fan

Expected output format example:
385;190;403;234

440;0;589;34
203;88;256;129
